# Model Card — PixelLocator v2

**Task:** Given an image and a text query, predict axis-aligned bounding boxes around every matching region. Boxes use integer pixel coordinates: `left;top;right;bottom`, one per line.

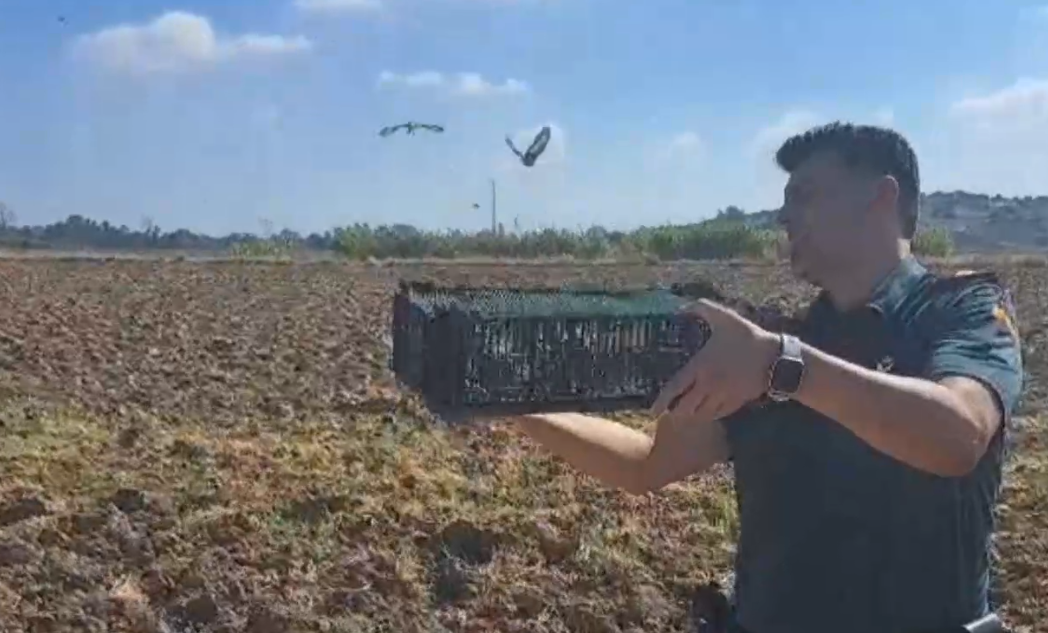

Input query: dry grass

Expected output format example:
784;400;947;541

0;257;1045;632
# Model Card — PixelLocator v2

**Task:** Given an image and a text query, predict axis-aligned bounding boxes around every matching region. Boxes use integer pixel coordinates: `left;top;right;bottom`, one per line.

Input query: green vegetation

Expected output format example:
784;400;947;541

228;236;296;261
334;218;955;262
912;225;956;258
335;219;783;261
0;199;960;262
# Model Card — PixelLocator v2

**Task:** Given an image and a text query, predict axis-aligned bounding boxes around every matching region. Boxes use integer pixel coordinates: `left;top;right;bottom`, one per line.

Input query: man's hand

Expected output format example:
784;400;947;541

650;299;780;423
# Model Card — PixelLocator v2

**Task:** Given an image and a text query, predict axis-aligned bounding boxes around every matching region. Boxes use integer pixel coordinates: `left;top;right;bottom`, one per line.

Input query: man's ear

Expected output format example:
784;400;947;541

872;174;900;218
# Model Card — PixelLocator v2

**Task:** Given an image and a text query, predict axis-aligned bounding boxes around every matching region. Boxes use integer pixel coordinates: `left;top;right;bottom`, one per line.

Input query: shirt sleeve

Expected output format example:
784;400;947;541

923;277;1024;422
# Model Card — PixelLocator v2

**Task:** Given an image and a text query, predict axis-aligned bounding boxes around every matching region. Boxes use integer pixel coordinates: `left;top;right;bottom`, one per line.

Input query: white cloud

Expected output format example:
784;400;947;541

643;130;705;168
377;70;530;97
949;78;1048;132
378;70;444;88
667;131;703;153
295;0;383;14
71;11;311;75
928;78;1048;195
454;72;529;97
443;0;560;6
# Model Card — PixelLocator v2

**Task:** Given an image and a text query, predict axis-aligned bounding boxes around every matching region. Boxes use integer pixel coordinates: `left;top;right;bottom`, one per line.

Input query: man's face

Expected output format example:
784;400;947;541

777;152;876;284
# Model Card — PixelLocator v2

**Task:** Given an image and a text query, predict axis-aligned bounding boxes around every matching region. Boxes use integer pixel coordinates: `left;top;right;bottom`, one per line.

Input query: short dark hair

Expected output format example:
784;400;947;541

775;122;921;239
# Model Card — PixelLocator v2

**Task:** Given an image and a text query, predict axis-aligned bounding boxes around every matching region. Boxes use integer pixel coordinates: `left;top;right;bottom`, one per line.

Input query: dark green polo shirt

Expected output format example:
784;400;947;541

723;257;1024;633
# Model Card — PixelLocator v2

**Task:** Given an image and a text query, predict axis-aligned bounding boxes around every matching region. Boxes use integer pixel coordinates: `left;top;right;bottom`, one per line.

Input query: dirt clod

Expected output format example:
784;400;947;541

181;593;220;625
0;496;49;527
0;540;36;567
110;489;147;514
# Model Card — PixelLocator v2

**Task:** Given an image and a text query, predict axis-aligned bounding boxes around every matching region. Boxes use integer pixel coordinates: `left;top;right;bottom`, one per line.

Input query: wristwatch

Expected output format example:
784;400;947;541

767;333;805;402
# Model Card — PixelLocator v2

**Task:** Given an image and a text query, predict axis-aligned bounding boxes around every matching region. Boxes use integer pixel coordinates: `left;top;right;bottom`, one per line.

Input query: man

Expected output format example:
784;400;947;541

512;122;1023;633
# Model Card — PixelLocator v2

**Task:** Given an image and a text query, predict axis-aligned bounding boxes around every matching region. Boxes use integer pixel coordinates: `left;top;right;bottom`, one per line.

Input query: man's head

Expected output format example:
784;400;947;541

775;122;920;286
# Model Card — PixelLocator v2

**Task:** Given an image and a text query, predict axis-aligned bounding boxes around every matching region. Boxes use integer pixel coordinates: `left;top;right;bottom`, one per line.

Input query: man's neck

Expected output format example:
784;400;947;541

822;242;912;312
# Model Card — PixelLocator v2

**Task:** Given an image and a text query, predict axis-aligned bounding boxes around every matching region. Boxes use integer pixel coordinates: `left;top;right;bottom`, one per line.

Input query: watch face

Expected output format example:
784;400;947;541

771;358;804;393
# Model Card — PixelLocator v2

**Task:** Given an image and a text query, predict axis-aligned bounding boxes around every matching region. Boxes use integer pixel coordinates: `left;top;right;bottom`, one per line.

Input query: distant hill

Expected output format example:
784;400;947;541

919;191;1048;253
733;191;1048;254
1;191;1047;255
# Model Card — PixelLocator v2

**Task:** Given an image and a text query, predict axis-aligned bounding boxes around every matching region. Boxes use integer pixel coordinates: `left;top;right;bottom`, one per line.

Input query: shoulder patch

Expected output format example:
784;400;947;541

930;269;1020;341
993;288;1021;341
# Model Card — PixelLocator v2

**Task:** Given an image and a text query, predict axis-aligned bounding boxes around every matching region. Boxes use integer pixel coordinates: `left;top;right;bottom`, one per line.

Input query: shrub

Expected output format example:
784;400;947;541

329;219;780;262
912;226;955;258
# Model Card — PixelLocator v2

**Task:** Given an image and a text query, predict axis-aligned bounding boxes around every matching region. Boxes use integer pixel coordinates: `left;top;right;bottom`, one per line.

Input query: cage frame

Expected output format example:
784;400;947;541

390;279;717;422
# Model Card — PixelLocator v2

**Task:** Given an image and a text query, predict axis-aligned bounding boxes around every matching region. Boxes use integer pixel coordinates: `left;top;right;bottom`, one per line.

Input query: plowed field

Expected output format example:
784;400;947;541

0;257;1045;633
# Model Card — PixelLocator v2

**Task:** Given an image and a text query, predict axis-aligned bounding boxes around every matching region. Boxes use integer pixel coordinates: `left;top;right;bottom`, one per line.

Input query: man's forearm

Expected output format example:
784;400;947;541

515;413;653;493
795;342;988;477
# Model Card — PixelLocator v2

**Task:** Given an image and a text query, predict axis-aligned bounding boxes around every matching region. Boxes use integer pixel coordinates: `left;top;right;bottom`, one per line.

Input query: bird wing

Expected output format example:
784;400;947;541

379;124;407;137
418;123;444;133
524;126;552;162
504;136;524;159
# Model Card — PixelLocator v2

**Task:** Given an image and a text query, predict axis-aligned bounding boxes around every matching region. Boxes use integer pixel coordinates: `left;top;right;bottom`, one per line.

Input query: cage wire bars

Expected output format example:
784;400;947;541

390;280;718;422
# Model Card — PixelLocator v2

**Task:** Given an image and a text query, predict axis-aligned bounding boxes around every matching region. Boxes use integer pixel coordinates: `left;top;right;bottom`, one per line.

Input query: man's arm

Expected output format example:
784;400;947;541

514;409;731;495
795;280;1022;477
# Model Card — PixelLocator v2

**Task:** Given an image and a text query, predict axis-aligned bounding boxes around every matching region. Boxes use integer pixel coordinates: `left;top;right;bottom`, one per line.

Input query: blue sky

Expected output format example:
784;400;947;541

2;0;1048;236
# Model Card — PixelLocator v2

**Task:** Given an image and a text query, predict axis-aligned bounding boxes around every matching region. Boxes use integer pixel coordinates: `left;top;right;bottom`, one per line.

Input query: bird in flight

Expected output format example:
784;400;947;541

505;125;552;167
378;122;445;137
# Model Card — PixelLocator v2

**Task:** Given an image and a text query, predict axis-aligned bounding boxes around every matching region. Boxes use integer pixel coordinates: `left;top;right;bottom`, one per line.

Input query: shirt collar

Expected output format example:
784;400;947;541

808;255;926;319
866;255;926;316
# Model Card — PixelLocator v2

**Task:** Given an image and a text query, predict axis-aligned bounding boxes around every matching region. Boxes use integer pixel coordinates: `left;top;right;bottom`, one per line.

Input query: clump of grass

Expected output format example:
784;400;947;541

228;238;295;262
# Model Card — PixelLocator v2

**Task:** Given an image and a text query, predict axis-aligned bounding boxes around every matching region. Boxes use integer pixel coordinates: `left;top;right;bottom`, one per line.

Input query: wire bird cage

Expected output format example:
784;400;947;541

391;280;717;421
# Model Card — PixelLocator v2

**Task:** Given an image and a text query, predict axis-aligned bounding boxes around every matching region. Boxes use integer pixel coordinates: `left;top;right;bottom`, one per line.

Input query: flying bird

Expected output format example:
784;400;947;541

378;122;445;137
505;125;552;167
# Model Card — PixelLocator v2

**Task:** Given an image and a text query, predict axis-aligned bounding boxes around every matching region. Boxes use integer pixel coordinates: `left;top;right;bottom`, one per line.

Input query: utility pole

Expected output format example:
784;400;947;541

490;178;497;234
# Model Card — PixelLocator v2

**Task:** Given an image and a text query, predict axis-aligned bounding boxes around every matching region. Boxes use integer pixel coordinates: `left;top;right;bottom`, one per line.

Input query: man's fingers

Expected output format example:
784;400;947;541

668;366;715;416
688;392;740;426
651;376;695;416
676;388;709;418
706;398;734;422
652;364;700;415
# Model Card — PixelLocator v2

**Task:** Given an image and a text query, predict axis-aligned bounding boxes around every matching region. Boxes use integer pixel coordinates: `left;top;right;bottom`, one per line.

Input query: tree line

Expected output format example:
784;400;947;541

0;203;956;261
